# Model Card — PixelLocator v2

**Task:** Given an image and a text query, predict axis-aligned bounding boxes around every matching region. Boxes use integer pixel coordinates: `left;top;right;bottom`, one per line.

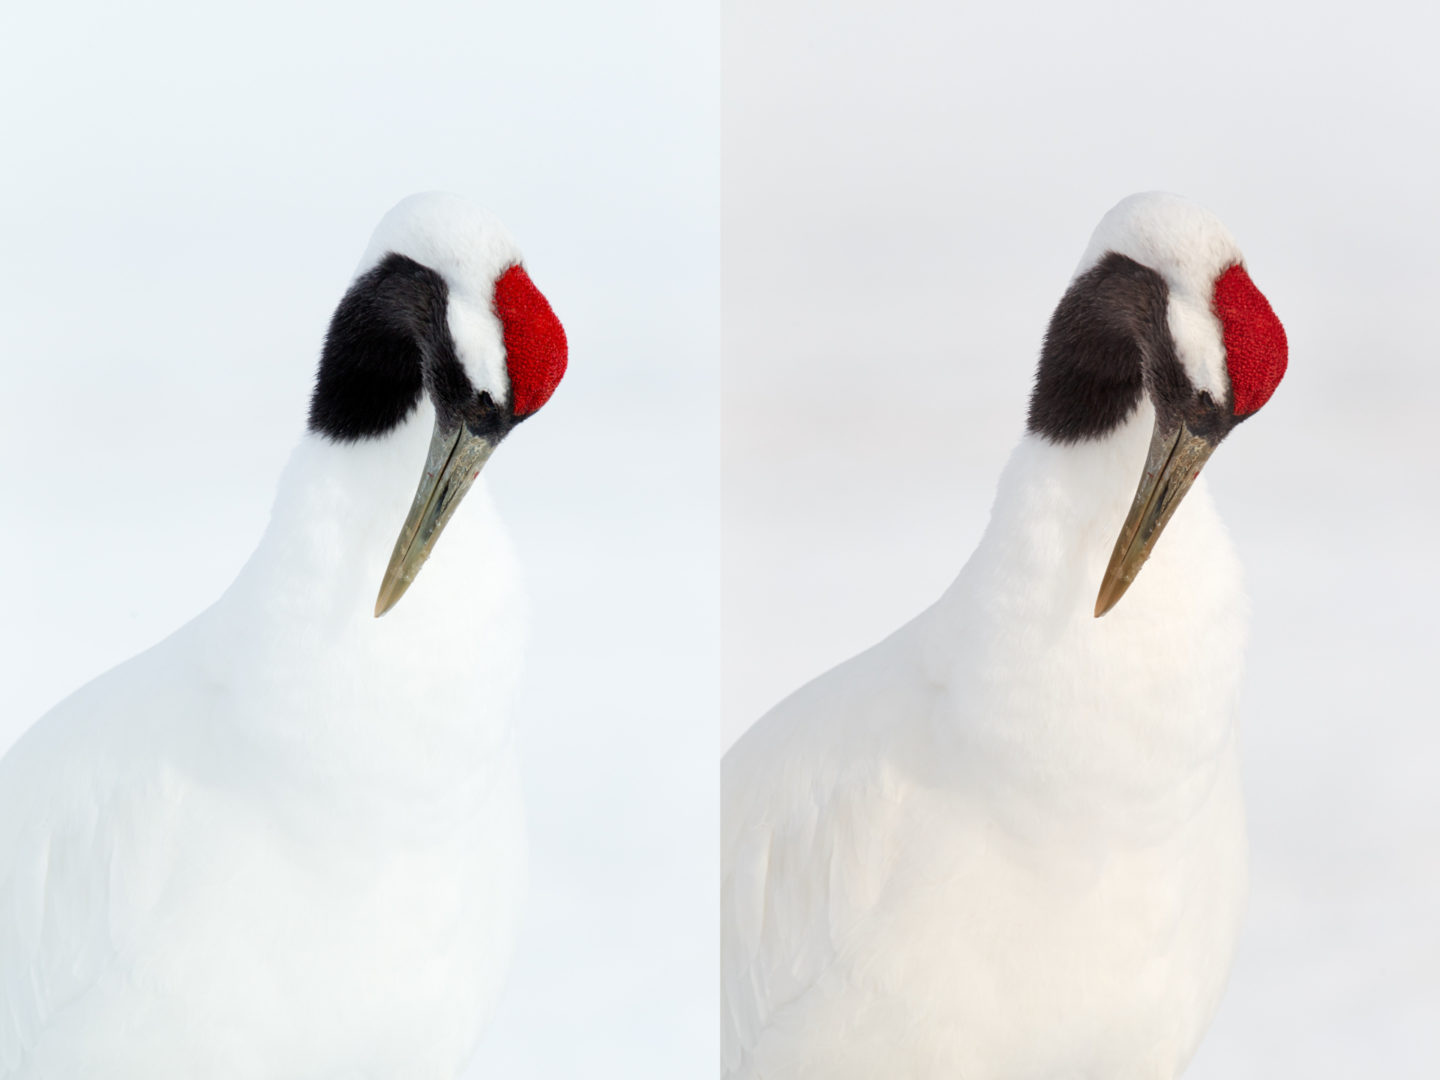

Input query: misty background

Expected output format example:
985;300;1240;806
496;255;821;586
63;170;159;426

0;2;717;1076
724;0;1438;1075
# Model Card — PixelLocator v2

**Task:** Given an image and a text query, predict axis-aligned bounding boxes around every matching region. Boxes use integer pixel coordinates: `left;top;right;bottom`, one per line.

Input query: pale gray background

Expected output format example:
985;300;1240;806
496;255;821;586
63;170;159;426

0;1;717;1076
725;0;1438;1075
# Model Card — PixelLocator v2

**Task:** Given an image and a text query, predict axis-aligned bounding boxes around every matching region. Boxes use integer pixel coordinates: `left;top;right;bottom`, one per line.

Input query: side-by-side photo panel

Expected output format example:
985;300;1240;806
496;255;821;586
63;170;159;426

0;3;717;1078
723;2;1437;1078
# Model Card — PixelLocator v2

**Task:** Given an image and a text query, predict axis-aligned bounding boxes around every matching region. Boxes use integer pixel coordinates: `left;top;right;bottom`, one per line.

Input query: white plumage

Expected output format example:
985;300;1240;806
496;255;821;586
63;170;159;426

0;195;562;1078
723;194;1283;1079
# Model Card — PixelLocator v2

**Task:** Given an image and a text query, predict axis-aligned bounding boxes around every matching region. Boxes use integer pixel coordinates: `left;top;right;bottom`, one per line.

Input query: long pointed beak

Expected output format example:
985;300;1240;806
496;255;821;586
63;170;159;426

1094;418;1217;617
375;420;498;617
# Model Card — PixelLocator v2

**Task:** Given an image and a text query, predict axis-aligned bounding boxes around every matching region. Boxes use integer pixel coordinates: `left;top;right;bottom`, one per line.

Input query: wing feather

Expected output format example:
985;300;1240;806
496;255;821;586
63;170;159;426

722;620;933;1077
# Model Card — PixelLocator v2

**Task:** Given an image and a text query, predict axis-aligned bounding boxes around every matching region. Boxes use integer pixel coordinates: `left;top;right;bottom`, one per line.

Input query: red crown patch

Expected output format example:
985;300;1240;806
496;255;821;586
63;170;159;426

1213;264;1287;417
494;264;567;417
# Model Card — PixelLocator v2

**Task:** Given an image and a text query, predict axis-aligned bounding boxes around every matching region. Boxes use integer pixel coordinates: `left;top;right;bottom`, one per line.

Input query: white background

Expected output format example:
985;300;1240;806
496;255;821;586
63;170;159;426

0;2;717;1076
725;0;1438;1075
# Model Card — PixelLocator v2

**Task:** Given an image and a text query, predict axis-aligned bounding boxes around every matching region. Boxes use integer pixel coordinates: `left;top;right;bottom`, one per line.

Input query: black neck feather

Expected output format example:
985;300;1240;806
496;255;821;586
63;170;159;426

308;253;457;442
1026;252;1178;444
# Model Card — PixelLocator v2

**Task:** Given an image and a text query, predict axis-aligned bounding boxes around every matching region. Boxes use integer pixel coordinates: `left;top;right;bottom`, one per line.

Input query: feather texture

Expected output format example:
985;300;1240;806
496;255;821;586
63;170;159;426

1;404;527;1079
723;403;1251;1080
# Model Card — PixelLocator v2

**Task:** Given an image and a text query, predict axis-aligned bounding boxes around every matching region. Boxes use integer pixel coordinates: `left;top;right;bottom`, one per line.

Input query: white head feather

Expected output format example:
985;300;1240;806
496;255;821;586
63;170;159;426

1075;192;1244;402
355;192;524;408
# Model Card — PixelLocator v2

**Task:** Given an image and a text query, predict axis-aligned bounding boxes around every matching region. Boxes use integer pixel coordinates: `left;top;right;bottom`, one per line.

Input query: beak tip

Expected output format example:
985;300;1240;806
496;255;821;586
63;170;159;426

371;421;496;623
1093;579;1124;618
1091;418;1217;624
